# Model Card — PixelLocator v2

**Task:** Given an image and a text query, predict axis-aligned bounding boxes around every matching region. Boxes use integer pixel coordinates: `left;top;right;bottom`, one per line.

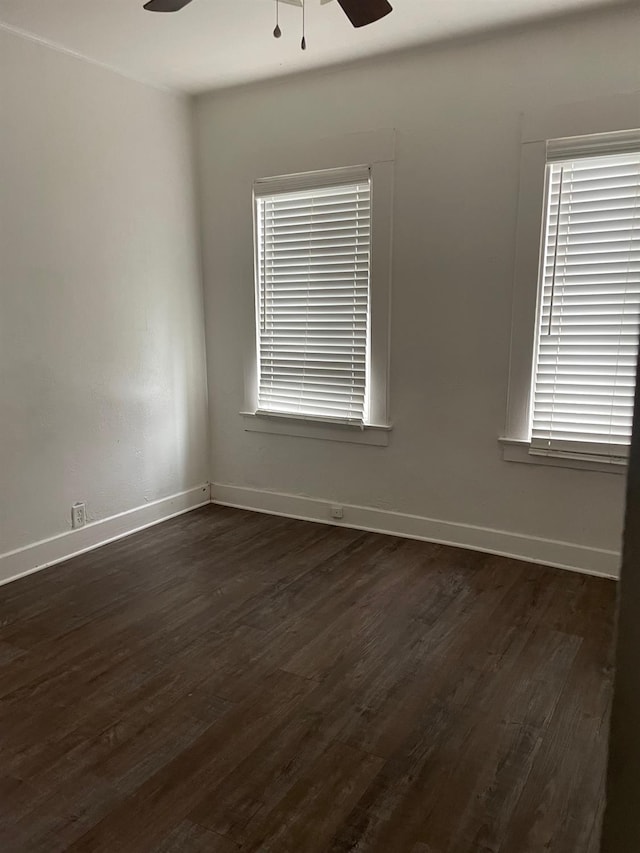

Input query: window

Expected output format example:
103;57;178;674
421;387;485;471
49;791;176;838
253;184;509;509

254;168;371;423
531;145;640;460
503;124;640;472
245;162;392;443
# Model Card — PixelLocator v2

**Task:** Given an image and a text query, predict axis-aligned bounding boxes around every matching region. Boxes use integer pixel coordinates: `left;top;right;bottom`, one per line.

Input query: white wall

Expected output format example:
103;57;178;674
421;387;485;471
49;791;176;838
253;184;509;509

196;6;640;575
0;30;209;566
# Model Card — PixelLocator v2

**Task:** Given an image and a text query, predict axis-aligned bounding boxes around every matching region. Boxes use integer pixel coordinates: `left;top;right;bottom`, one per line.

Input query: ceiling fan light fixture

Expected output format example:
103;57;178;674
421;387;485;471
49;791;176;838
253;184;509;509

143;0;395;42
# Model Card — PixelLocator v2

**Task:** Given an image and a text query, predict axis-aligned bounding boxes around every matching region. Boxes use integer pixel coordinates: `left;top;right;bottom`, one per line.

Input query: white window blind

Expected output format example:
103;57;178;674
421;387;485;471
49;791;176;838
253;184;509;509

531;145;640;459
254;168;371;424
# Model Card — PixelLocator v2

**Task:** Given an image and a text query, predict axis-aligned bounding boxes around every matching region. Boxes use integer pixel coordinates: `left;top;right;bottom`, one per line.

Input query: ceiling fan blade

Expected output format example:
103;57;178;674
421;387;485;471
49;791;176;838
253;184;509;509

143;0;194;12
336;0;392;27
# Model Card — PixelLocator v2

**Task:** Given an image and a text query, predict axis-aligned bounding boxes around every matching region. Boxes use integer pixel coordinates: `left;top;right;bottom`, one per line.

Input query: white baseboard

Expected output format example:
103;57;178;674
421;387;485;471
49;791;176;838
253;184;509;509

1;480;620;588
211;483;620;580
0;484;212;588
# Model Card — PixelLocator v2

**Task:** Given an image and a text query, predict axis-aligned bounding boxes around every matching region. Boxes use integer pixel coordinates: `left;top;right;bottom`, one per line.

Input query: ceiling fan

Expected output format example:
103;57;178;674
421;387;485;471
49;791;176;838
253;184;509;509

143;0;393;29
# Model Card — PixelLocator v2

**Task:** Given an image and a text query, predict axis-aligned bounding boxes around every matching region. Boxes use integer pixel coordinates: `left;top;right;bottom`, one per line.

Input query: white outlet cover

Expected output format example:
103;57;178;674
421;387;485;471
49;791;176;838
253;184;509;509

72;503;87;528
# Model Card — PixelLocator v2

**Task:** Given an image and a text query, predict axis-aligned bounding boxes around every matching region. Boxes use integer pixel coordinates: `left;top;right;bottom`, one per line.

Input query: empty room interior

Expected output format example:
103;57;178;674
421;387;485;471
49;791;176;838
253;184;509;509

1;0;640;850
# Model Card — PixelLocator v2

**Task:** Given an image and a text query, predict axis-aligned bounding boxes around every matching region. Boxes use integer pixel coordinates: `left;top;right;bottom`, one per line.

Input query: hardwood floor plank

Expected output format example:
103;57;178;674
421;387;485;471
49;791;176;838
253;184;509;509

0;505;615;852
155;820;240;852
0;516;300;704
500;637;613;853
239;740;384;852
66;668;314;852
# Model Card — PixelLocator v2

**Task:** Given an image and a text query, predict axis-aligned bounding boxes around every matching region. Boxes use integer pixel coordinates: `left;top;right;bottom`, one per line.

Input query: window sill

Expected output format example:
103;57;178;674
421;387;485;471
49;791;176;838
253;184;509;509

241;411;391;446
499;438;627;475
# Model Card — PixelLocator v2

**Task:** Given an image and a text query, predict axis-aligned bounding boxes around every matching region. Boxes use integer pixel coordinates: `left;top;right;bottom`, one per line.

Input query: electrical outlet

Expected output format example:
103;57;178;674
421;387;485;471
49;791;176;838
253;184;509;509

71;502;87;529
331;505;344;520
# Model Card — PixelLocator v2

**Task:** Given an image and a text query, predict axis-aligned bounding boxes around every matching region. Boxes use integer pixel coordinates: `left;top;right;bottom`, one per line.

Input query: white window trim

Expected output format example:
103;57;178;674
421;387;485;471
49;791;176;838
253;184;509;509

240;411;391;446
242;129;394;444
500;438;627;474
502;95;640;474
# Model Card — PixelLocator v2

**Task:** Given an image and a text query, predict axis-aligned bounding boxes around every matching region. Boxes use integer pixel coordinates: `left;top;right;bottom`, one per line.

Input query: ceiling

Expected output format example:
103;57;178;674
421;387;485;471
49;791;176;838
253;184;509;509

0;0;627;93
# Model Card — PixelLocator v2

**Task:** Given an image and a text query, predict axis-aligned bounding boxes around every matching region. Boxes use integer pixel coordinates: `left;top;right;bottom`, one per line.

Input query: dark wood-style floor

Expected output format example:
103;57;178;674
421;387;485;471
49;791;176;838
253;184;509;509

0;505;615;853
